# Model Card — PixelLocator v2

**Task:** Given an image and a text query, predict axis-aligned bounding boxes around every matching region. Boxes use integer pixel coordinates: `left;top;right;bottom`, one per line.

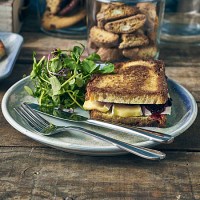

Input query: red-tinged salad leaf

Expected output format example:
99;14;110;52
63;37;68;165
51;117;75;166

24;45;115;109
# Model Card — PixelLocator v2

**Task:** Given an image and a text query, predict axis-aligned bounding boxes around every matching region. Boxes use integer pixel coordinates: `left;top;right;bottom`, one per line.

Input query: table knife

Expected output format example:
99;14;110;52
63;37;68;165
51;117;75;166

27;103;174;144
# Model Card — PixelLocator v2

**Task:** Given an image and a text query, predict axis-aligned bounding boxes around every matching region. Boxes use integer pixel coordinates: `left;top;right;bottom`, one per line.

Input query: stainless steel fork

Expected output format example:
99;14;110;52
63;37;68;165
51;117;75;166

14;103;166;160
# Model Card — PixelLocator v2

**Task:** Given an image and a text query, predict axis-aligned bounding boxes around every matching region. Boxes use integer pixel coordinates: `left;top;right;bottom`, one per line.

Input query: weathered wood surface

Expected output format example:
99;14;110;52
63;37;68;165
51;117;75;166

0;148;200;200
160;44;200;67
0;5;200;200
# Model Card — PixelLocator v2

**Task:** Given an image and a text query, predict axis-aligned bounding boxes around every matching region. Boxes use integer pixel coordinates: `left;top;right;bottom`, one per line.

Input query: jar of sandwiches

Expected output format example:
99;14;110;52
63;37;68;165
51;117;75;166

86;0;165;62
37;0;87;39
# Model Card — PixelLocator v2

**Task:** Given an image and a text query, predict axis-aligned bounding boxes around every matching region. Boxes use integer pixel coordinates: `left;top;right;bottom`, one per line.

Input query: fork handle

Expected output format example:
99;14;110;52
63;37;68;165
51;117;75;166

86;119;174;144
68;126;165;160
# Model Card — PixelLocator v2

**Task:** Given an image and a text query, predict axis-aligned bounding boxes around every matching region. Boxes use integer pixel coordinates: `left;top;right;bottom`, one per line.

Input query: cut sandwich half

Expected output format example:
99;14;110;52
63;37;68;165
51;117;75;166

83;60;172;127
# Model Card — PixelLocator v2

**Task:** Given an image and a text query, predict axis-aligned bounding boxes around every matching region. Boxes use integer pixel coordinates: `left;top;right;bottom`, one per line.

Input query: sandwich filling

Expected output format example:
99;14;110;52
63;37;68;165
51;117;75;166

83;60;171;127
83;98;172;118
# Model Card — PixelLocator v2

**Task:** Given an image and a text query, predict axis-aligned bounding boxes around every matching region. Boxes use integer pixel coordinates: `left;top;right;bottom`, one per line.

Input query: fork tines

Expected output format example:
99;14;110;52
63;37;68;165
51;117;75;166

14;103;49;132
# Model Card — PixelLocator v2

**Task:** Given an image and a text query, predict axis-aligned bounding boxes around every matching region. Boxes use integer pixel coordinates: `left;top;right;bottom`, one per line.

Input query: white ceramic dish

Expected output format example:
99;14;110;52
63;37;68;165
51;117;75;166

0;32;23;81
1;76;198;155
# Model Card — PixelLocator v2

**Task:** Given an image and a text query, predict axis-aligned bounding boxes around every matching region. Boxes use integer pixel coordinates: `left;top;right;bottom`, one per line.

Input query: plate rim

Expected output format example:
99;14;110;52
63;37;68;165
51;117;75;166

0;32;24;81
1;76;198;155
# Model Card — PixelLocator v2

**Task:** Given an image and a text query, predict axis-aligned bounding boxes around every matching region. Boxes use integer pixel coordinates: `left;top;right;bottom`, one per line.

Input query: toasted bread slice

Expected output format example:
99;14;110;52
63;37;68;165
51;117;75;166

104;14;146;34
97;4;139;28
90;110;167;127
89;26;119;48
0;40;6;60
86;60;168;104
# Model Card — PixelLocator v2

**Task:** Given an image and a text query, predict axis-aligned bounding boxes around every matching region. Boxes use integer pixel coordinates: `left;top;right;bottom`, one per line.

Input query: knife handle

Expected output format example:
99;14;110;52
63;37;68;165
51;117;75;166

86;119;174;144
71;126;165;160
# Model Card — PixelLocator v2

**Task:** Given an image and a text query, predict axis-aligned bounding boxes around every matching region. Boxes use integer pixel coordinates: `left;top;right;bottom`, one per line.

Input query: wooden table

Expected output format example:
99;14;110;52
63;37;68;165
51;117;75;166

0;7;200;200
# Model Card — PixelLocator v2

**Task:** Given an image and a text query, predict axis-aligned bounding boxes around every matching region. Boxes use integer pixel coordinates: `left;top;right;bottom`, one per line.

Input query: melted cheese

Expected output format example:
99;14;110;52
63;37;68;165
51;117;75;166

83;100;171;118
112;104;143;117
83;100;143;117
83;100;111;113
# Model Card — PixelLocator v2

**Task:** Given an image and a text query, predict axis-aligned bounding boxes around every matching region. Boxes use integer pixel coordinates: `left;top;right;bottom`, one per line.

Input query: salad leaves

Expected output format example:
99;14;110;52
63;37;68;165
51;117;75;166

25;45;115;109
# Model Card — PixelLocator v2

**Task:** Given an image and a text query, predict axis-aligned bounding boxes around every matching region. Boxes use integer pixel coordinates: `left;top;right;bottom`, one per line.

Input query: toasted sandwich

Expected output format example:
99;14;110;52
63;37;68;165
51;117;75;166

0;40;6;60
83;60;172;127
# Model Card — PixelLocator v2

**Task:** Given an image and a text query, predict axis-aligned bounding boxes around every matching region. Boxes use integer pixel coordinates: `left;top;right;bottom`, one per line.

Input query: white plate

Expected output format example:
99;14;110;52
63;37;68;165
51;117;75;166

1;76;198;155
0;32;23;81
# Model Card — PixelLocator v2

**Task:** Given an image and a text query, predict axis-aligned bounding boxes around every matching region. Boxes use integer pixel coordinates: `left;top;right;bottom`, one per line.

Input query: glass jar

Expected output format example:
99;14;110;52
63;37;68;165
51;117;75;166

86;0;165;62
37;0;87;39
161;0;200;44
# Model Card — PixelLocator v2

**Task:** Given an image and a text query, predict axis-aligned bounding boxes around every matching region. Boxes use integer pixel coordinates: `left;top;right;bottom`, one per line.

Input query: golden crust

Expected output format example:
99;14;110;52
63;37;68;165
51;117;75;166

86;60;168;104
89;26;119;48
90;110;167;127
137;2;157;29
122;45;157;60
96;47;123;62
119;30;149;49
99;2;125;12
97;4;139;28
42;10;86;30
104;14;146;34
136;2;159;42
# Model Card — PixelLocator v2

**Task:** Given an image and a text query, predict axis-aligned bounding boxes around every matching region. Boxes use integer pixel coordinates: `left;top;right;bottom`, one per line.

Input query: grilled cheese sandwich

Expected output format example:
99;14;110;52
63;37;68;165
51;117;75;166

83;60;171;127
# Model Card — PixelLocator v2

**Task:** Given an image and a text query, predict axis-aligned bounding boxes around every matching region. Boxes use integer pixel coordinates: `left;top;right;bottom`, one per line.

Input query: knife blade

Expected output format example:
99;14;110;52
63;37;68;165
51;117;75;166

27;103;174;144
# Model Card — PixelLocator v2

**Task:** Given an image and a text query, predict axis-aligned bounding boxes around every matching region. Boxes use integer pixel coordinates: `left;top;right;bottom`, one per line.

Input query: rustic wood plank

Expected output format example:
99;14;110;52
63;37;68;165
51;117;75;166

0;64;32;89
158;109;200;151
20;32;86;50
165;67;200;101
17;32;87;64
160;44;200;67
0;147;199;199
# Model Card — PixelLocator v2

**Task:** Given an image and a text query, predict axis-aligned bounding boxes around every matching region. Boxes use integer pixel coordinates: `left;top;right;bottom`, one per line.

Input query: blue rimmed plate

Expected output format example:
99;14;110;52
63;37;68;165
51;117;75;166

0;32;23;81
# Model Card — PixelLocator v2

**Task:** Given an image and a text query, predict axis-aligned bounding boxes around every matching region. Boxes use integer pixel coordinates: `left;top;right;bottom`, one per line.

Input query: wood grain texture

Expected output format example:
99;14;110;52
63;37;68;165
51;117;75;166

165;67;200;101
17;32;87;64
160;44;200;67
0;148;200;200
0;3;200;199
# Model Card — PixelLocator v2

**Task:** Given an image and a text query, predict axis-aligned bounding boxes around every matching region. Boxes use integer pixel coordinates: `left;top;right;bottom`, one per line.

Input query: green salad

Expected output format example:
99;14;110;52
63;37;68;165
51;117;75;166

24;45;115;110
